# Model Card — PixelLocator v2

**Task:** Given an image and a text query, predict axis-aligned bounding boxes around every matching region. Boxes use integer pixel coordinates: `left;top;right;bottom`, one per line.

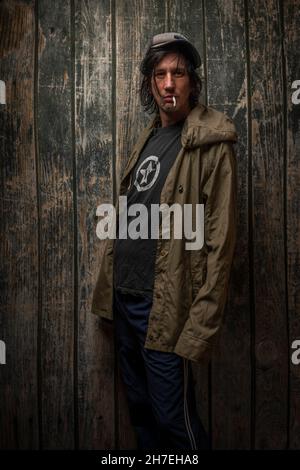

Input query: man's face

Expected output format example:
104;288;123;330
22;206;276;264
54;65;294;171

150;52;192;118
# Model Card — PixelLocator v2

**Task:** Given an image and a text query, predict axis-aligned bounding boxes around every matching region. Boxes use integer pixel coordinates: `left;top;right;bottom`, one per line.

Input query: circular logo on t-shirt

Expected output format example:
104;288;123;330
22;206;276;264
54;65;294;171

133;155;160;192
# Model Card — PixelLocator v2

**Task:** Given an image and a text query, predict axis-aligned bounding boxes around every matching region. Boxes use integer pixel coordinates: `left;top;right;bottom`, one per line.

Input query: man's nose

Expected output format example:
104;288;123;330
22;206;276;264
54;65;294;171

164;73;175;90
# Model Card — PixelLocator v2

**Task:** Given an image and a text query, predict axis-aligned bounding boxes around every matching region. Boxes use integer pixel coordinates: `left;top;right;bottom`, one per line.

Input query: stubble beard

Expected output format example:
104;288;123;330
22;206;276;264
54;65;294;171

158;97;177;114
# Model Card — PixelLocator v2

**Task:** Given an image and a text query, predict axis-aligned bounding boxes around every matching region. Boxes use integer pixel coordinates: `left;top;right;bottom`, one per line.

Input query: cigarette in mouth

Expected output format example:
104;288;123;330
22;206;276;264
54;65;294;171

173;96;176;107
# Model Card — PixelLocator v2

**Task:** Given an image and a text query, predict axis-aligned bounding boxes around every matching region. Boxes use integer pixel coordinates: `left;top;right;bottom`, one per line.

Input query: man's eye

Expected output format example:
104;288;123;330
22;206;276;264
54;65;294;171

174;70;184;77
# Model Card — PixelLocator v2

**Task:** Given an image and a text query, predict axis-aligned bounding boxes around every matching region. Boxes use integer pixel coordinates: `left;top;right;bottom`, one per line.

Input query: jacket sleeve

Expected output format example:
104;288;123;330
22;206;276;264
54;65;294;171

174;141;237;363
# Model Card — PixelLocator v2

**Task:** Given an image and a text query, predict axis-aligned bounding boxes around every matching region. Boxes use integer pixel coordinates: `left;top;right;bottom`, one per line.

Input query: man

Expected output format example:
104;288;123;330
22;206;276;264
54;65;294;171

92;32;237;450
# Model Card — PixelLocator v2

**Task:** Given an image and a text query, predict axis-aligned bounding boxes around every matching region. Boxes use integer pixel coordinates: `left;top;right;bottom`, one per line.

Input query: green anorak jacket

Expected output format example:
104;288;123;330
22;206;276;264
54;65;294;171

91;103;238;364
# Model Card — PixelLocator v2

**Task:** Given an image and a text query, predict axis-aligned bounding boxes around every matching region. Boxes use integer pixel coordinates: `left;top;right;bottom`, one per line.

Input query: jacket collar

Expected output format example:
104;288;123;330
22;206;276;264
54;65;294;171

148;103;238;149
122;103;237;182
181;103;238;148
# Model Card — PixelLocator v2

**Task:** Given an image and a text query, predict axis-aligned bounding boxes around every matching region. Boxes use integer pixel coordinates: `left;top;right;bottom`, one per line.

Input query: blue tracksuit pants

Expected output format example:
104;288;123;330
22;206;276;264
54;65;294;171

113;289;209;450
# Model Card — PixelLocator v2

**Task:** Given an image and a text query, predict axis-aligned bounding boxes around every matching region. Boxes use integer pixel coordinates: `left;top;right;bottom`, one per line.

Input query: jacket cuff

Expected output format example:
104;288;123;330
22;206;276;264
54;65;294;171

174;333;212;364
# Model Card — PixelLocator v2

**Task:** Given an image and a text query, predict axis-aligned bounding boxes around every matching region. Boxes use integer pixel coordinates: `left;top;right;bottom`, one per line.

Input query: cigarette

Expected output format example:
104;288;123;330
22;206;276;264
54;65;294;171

173;96;176;107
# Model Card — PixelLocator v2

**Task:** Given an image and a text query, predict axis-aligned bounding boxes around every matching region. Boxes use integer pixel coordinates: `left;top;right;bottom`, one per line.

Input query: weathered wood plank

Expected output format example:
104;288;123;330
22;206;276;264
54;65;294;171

115;0;168;449
205;0;251;449
169;0;211;440
249;0;288;449
0;0;39;449
37;0;75;448
75;0;115;449
0;0;298;451
284;0;300;450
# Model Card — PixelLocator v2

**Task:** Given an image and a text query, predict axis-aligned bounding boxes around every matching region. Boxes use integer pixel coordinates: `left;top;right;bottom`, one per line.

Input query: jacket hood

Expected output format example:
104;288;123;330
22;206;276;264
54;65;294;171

150;104;237;148
180;103;237;149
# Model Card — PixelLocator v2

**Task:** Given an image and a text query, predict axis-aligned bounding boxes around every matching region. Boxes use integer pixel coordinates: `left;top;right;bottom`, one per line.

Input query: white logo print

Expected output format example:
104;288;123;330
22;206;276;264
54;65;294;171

134;155;160;191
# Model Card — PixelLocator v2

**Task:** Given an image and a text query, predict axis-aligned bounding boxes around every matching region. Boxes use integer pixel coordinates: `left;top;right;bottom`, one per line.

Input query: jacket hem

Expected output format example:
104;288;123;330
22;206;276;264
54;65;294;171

144;336;212;365
143;341;175;353
91;306;113;321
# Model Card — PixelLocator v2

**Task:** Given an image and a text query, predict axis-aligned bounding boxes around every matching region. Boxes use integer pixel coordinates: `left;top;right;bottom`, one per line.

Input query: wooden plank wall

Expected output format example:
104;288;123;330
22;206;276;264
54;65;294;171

0;0;299;450
205;1;251;449
0;0;39;449
285;0;300;450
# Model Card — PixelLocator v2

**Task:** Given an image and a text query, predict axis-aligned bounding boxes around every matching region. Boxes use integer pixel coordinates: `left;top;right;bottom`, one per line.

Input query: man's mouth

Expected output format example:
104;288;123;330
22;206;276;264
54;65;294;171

163;96;177;107
163;95;177;108
163;95;175;102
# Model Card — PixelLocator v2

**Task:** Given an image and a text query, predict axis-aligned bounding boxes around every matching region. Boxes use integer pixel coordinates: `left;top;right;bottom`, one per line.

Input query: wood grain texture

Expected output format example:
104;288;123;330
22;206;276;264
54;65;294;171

0;0;39;449
37;0;75;449
115;0;168;449
284;0;300;450
0;0;299;451
168;0;211;439
75;0;115;449
205;0;251;449
249;0;288;449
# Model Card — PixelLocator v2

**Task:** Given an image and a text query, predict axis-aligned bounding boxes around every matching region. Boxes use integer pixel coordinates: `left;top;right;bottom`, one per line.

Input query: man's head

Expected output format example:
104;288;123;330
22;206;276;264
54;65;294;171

140;32;202;116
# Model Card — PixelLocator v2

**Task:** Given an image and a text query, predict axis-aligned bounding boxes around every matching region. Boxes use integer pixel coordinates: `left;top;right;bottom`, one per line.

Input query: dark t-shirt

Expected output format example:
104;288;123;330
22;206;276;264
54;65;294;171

113;119;184;299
